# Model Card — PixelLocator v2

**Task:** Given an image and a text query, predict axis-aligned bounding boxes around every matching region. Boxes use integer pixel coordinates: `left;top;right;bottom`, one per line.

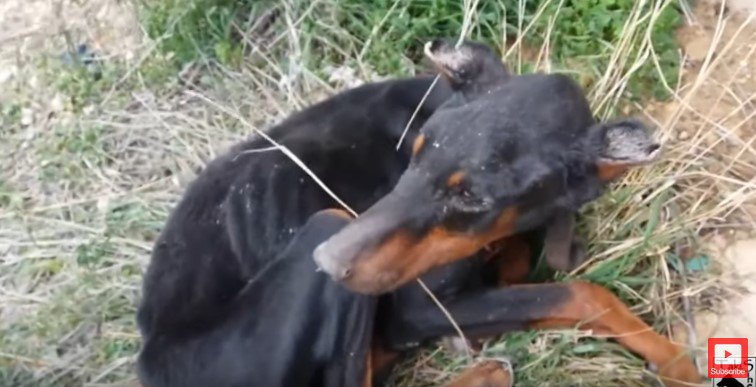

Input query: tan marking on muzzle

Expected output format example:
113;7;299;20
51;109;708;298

342;207;519;294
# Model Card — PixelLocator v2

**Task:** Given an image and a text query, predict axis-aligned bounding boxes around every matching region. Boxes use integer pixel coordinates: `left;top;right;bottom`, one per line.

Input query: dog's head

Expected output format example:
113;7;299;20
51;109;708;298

314;39;661;294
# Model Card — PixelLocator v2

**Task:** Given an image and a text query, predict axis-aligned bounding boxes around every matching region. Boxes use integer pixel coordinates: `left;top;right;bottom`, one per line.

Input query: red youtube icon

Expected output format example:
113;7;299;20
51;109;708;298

708;337;749;378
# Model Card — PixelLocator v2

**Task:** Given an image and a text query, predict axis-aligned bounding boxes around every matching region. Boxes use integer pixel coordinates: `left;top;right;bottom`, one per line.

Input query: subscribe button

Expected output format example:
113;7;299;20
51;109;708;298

709;338;749;378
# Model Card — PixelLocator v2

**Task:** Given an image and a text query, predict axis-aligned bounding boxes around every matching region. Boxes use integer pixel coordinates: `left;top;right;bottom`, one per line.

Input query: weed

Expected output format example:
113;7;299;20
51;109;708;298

528;0;683;100
139;0;682;100
292;0;672;102
105;201;164;240
140;0;276;66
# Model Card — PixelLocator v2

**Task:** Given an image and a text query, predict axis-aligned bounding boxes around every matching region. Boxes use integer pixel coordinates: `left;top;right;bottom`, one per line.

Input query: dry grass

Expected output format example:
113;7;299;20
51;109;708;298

0;0;754;386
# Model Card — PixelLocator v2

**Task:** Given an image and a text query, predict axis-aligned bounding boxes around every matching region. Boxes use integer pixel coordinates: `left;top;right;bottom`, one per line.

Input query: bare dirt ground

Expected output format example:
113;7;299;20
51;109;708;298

0;0;754;386
651;1;756;365
0;0;142;61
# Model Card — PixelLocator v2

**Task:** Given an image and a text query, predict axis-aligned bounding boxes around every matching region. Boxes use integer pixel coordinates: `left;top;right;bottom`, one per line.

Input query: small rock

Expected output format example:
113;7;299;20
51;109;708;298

664;101;681;114
702;131;719;147
681;29;714;61
28;75;39;89
96;197;110;213
0;66;15;84
20;108;34;126
725;0;756;20
325;65;363;88
50;94;64;112
707;233;730;252
677;130;690;141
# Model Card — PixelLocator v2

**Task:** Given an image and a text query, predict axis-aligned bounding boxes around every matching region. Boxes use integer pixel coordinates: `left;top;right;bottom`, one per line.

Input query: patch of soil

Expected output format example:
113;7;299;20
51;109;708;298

660;0;756;374
0;0;143;86
647;0;755;223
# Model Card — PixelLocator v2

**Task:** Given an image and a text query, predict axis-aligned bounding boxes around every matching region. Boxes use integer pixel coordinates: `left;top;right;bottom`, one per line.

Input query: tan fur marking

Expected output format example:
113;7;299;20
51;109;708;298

596;162;629;181
446;170;466;187
412;135;426;156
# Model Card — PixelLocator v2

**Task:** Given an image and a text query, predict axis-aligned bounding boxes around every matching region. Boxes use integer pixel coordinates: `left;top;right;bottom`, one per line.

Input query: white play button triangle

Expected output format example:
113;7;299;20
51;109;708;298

714;343;743;365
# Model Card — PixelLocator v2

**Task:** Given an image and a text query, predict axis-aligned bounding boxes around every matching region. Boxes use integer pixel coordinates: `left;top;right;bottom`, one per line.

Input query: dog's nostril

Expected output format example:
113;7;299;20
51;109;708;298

646;143;660;154
341;268;352;279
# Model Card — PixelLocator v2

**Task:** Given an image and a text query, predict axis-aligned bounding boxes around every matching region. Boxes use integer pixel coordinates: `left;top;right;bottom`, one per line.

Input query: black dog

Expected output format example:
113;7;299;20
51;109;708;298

136;39;698;386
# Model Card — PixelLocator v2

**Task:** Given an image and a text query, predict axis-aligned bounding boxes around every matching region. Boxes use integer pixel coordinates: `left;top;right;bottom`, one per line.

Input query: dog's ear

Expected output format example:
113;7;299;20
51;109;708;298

590;119;662;181
424;39;510;91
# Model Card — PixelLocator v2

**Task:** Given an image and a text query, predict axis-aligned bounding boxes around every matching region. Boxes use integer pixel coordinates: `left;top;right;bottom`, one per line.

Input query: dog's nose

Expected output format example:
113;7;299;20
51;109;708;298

313;242;352;281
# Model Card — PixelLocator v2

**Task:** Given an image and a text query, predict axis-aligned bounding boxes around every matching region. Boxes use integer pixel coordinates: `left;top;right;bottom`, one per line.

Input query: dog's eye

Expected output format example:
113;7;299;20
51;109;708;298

446;180;477;199
447;185;493;214
456;187;473;198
